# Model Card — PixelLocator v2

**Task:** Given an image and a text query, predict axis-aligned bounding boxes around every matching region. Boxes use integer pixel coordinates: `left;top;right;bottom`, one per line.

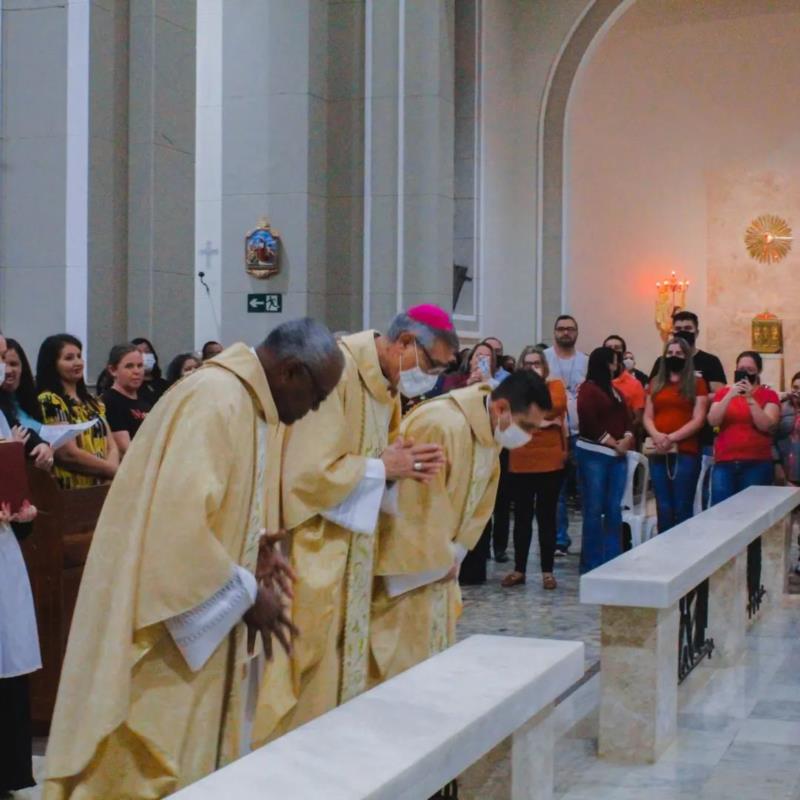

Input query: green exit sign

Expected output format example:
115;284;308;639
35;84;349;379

247;293;282;313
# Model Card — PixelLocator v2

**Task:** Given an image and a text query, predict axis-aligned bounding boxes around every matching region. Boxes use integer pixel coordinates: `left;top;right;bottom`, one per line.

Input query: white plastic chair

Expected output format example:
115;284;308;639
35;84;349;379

622;451;657;547
693;453;713;515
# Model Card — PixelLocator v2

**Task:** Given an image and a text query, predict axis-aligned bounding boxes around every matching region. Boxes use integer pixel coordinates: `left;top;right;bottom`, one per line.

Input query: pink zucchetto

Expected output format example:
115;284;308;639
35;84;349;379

407;304;455;332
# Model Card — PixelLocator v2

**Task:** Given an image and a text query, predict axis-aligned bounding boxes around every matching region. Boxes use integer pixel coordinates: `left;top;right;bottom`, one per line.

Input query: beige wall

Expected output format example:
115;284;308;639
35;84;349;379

565;0;800;374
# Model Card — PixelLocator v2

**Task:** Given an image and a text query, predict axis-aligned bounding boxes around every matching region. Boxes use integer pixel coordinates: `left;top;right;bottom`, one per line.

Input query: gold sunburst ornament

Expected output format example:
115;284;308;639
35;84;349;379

744;214;793;263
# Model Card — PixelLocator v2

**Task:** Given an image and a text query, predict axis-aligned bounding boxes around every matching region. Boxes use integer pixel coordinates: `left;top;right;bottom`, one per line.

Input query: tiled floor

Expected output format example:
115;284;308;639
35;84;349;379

13;510;800;799
458;513;601;665
553;600;800;800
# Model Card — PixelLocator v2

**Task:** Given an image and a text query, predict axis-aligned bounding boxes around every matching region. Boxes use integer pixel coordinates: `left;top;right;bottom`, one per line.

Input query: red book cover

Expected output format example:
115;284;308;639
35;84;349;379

0;441;30;513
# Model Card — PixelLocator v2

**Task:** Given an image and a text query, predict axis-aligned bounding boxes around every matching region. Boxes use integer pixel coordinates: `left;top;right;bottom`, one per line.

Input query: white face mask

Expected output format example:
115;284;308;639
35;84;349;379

0;362;6;385
142;352;156;373
398;343;439;398
623;358;635;371
494;415;532;449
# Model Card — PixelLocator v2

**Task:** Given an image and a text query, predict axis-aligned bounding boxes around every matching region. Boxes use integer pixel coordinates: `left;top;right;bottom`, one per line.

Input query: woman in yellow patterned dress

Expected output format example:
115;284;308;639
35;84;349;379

36;334;119;489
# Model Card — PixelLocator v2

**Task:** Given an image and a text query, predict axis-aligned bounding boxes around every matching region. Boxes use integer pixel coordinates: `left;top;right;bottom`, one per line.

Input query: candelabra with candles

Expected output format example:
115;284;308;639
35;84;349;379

655;271;689;341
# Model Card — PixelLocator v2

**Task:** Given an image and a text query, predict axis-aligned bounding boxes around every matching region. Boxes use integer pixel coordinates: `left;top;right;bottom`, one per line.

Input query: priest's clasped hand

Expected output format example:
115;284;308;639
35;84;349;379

244;584;299;661
246;529;299;660
255;529;297;599
381;437;446;482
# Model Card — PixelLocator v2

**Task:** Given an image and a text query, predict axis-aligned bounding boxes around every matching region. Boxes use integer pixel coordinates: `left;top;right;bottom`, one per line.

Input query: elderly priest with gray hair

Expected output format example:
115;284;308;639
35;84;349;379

43;318;345;800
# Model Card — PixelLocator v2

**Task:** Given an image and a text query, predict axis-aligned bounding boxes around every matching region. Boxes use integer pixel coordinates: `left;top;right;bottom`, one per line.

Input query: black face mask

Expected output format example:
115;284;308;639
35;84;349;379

665;355;685;373
673;330;696;347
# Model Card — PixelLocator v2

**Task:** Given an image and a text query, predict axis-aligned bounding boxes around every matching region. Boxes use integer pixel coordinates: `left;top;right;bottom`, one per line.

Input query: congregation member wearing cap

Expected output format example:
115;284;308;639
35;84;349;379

255;306;459;744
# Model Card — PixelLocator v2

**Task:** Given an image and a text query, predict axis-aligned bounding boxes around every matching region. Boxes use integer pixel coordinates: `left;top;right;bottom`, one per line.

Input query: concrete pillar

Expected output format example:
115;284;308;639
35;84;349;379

0;0;71;358
364;0;455;330
212;0;328;345
458;705;556;800
0;0;130;378
128;0;196;359
599;604;679;763
762;517;791;609
707;551;747;667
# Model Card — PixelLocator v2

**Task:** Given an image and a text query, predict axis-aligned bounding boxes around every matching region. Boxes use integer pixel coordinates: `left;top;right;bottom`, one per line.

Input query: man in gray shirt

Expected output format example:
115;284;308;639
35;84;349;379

545;315;588;555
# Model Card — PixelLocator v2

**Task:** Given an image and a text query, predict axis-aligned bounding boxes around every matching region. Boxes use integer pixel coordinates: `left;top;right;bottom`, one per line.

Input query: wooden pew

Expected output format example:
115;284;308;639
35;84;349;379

20;466;109;734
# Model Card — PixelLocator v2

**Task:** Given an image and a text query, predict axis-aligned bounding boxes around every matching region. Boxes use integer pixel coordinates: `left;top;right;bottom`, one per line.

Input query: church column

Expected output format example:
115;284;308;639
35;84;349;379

128;0;196;359
0;0;73;357
0;0;130;378
363;0;455;330
212;0;328;344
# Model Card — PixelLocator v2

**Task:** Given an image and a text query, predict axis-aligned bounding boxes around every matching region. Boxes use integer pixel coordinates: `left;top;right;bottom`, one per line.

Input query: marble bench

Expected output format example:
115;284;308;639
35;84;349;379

170;634;584;800
580;484;800;764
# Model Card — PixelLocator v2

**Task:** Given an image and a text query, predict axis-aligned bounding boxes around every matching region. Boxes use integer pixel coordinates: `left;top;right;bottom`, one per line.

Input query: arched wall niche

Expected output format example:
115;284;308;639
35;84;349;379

560;0;800;372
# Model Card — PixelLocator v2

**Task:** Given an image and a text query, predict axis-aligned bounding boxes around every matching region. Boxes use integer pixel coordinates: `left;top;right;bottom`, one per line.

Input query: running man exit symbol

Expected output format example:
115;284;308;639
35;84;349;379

247;293;282;313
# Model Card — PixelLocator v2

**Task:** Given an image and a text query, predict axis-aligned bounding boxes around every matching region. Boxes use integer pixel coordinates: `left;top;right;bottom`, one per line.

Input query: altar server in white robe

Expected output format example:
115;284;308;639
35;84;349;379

0;408;41;795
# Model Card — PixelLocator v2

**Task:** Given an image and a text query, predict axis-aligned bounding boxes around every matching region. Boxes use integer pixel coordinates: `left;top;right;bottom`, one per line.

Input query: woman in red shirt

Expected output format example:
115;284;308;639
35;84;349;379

707;350;780;504
643;337;709;532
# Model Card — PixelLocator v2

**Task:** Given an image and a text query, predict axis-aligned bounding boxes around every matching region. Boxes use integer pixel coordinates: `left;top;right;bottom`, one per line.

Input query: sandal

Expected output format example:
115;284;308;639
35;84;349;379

542;574;557;590
501;571;526;587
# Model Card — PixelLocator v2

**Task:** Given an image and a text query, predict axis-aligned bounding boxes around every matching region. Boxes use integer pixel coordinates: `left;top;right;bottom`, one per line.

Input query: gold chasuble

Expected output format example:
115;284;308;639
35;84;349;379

253;331;400;744
43;345;283;800
371;384;500;682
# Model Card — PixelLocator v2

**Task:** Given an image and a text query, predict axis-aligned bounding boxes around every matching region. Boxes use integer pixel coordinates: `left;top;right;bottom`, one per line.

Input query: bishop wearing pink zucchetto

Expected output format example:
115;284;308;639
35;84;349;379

254;306;459;744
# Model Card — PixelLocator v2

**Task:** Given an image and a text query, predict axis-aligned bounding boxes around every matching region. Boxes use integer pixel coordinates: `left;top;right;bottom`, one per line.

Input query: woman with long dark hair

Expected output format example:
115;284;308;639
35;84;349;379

37;334;119;488
707;350;780;503
1;339;43;433
1;337;54;471
575;346;634;573
166;352;202;386
131;336;169;404
643;337;709;532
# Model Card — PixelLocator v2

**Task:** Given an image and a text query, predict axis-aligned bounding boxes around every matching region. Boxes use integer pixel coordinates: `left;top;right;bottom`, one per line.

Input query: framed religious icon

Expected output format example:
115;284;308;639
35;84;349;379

751;312;782;354
245;218;281;279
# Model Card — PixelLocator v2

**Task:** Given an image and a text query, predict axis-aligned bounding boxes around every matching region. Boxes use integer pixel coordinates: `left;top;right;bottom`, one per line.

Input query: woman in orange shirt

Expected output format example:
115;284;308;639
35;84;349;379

643;337;709;532
501;347;567;590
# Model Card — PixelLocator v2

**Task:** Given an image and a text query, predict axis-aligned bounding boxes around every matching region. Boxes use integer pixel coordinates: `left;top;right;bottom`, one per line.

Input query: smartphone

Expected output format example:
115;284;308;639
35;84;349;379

478;355;490;375
734;369;748;384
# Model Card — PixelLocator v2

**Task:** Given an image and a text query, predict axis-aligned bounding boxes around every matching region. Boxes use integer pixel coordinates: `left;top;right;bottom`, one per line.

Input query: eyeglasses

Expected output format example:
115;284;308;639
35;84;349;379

555;326;577;333
416;342;449;375
523;360;541;369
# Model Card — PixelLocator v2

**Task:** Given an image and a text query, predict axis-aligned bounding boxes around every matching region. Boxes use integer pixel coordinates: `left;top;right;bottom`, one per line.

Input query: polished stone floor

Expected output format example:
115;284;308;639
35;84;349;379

458;514;602;666
553;600;800;800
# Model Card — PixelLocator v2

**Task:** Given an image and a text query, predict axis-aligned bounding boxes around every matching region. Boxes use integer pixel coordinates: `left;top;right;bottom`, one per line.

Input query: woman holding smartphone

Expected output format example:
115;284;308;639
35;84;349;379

707;350;780;504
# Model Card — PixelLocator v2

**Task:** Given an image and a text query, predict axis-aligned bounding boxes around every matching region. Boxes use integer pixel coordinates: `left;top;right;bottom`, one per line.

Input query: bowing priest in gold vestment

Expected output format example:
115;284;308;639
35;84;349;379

371;370;553;681
43;319;344;800
254;305;459;743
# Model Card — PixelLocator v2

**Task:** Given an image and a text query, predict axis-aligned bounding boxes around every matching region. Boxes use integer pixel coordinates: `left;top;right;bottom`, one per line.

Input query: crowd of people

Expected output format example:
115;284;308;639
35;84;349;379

1;305;799;797
406;309;799;587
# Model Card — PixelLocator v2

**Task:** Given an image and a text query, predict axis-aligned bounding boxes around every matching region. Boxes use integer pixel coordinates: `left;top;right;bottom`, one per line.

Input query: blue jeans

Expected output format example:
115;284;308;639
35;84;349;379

576;445;627;574
649;453;701;533
556;435;577;550
711;459;773;506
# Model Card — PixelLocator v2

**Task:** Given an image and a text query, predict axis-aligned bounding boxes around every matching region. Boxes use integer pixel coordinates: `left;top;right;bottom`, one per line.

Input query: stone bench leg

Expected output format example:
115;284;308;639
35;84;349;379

762;516;791;608
599;605;678;764
707;551;747;666
458;704;555;800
